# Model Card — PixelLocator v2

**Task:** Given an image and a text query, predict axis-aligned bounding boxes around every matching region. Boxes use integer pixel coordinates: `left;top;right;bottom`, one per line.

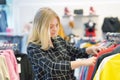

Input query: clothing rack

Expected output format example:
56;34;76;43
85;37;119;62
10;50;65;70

105;32;120;44
0;42;34;80
0;42;18;50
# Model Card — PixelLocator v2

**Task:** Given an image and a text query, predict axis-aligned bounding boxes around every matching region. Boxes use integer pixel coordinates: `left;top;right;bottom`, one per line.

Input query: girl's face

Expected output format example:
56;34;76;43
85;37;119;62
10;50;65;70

50;18;59;38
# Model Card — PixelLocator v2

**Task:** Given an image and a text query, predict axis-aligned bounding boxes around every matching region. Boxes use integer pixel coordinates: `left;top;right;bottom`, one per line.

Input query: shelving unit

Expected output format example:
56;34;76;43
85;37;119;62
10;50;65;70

61;15;99;37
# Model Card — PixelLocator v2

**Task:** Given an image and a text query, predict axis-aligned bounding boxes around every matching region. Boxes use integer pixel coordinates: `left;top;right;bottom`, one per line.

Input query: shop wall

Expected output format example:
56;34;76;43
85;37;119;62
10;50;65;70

12;0;120;38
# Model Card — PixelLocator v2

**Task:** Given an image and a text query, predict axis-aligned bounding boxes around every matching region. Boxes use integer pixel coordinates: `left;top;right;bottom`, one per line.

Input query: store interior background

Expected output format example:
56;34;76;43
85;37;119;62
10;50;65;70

12;0;120;36
1;0;120;53
0;1;120;80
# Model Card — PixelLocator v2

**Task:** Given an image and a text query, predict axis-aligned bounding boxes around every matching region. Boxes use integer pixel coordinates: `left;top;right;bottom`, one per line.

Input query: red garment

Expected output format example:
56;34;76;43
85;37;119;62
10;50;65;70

85;28;96;37
86;44;117;80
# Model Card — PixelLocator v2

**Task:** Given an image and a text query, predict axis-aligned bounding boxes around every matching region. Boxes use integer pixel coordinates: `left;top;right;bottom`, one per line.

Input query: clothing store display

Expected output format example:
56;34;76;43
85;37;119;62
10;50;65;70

0;49;20;80
75;36;120;80
91;45;120;80
0;2;120;80
0;34;23;52
0;42;34;80
84;20;96;37
74;38;96;80
93;54;120;80
86;44;118;80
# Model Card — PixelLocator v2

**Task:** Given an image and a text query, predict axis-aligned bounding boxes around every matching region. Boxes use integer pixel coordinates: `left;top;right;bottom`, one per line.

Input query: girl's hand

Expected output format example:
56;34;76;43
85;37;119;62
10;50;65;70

82;56;97;66
86;46;106;56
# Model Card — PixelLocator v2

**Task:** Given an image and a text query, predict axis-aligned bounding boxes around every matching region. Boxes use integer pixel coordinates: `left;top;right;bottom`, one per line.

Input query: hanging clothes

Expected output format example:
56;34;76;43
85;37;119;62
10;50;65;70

0;8;8;32
91;45;120;80
93;53;120;80
0;55;10;80
0;49;20;80
15;53;34;80
86;44;117;80
84;20;96;37
102;17;120;33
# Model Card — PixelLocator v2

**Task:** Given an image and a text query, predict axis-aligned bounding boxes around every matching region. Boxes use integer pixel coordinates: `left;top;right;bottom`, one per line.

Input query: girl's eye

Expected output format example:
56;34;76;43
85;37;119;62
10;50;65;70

50;24;58;29
50;24;54;28
56;24;58;27
50;26;53;29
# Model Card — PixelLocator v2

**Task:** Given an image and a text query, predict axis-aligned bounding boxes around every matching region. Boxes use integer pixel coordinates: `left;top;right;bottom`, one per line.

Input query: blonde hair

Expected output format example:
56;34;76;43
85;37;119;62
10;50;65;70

27;7;60;50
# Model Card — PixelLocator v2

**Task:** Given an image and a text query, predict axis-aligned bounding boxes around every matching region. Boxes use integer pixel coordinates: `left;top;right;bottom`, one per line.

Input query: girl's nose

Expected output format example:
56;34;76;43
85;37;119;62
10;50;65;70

53;26;57;31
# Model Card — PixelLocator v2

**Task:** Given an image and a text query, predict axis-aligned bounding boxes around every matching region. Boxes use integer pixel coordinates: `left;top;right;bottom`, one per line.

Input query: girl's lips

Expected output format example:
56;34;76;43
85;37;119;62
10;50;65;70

52;33;56;34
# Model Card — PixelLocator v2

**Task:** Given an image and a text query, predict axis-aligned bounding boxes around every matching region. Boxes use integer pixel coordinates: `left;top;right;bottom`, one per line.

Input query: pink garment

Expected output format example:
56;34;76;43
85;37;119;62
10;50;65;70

0;49;20;80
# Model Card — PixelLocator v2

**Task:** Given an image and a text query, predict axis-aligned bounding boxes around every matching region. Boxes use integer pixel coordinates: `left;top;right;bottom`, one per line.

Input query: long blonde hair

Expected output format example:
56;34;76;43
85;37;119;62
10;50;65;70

27;7;60;50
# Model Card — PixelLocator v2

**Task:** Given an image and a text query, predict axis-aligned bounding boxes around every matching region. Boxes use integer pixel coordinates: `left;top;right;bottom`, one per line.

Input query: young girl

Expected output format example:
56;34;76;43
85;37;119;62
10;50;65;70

27;7;104;80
